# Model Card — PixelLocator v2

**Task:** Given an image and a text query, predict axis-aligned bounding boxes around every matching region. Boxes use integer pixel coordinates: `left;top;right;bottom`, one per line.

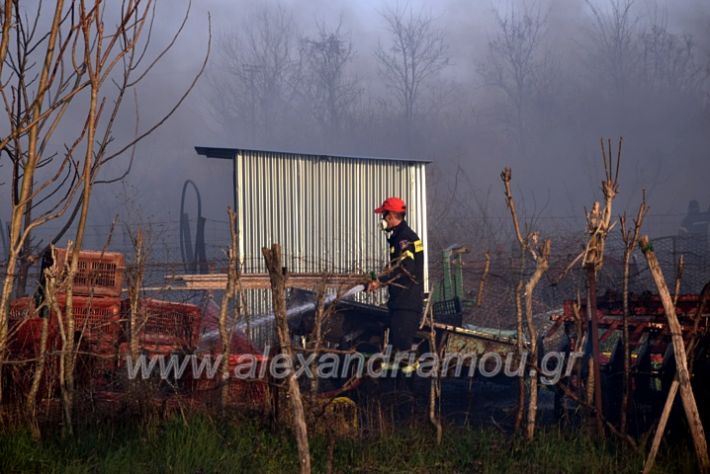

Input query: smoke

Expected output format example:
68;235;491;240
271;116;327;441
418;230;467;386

2;0;708;254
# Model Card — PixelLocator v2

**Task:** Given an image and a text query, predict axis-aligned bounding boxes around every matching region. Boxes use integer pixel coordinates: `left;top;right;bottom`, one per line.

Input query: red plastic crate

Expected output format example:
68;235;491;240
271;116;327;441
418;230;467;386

122;298;202;350
115;341;192;381
9;297;37;320
8;297;59;358
190;353;269;409
117;341;188;359
10;295;120;355
75;350;119;392
226;353;269;408
53;248;125;297
6;351;60;400
56;295;121;351
7;298;60;400
115;342;195;393
225;377;268;408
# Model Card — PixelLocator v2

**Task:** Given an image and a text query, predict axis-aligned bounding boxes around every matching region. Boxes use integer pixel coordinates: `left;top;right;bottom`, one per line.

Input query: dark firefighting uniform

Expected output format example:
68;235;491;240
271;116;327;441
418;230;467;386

379;220;424;351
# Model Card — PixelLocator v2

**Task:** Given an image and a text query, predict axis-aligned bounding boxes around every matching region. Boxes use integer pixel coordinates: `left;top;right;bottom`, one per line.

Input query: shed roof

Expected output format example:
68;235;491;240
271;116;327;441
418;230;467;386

194;146;431;164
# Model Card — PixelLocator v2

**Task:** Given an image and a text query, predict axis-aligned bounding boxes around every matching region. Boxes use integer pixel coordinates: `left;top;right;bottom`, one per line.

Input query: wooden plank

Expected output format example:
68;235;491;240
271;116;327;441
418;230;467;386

640;235;710;473
432;322;519;346
643;379;680;474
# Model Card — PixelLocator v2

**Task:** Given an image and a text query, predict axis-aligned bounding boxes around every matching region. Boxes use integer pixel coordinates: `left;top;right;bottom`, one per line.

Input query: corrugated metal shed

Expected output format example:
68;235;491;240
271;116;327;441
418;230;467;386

195;146;430;311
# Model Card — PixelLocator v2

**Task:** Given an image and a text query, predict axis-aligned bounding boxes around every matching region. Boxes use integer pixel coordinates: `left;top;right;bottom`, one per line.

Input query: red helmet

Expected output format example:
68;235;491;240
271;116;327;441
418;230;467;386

374;197;407;214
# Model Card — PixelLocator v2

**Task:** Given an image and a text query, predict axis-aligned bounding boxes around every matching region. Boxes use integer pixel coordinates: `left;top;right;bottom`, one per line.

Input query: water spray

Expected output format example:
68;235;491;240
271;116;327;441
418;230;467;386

199;283;366;343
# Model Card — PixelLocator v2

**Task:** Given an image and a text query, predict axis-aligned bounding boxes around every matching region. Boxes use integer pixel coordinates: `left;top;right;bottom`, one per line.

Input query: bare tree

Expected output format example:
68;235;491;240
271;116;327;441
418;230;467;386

0;0;209;414
501;167;528;433
421;296;442;445
210;3;298;146
584;0;639;95
262;243;311;474
479;1;548;154
219;208;237;413
582;138;622;437
639;17;708;94
501;167;551;440
375;4;448;128
618;192;647;435
586;1;707;97
298;20;360;148
127;229;145;365
26;250;59;439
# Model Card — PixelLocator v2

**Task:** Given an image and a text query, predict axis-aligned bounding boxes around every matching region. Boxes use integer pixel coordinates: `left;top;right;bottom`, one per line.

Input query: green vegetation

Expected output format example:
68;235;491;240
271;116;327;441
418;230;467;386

0;415;696;473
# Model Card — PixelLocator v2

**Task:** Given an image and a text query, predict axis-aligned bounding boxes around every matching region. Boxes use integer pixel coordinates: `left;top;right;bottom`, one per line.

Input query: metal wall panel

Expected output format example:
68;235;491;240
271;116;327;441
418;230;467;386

234;150;429;315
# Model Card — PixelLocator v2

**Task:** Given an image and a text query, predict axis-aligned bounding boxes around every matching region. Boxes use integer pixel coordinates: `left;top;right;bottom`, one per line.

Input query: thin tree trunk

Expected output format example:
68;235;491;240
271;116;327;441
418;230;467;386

15;199;34;298
428;325;443;444
61;3;103;432
640;235;709;473
0;1;66;404
514;279;526;433
475;251;490;307
26;314;49;439
572;294;585;402
424;295;442;444
0;1;13;70
581;138;623;438
40;247;70;434
262;243;311;474
219;209;238;412
28;246;61;435
56;241;73;437
0;251;20;402
619;195;647;435
309;282;326;396
620;247;631;435
128;230;144;365
673;255;685;307
126;227;144;401
501;167;529;435
524;240;550;440
586;265;604;436
586;358;595;406
61;295;75;436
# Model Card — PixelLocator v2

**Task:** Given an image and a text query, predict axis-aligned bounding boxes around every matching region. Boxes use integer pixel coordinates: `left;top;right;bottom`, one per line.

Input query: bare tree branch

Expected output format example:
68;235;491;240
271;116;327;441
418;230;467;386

375;3;448;122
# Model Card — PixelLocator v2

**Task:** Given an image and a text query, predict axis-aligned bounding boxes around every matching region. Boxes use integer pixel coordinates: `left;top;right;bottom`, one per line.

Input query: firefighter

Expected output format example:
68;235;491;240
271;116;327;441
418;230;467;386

367;197;425;356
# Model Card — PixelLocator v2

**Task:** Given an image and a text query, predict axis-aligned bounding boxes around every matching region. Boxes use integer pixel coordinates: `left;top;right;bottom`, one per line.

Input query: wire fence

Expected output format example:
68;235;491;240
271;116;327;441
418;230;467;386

2;220;708;315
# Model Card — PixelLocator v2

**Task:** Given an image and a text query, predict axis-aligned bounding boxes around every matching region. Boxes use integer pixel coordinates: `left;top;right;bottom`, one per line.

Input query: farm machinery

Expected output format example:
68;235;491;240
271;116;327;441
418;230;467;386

5;244;709;432
282;243;710;430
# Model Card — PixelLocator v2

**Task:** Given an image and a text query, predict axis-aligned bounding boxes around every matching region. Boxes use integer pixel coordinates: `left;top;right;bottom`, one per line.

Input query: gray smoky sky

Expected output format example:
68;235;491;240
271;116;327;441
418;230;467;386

2;0;709;253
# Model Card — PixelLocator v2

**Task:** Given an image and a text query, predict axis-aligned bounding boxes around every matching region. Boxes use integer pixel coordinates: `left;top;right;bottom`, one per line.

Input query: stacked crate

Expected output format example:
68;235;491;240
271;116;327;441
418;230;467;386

120;298;201;354
9;297;59;357
51;248;124;348
222;353;269;409
190;353;269;409
8;297;121;357
7;297;60;400
50;248;124;390
7;248;126;398
116;298;202;394
52;248;125;298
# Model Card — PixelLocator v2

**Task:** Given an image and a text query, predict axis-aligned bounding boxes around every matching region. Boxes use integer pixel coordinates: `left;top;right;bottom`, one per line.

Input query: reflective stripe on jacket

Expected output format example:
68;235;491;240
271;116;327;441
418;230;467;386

379;220;424;311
